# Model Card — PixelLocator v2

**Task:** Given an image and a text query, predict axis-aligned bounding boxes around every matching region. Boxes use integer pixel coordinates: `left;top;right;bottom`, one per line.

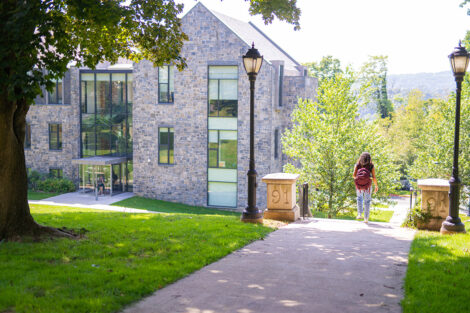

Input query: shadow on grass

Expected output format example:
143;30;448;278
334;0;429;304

0;207;271;313
112;196;241;216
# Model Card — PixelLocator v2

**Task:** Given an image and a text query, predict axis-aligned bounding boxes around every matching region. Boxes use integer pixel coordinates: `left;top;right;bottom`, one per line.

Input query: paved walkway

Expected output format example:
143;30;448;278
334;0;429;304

122;206;415;313
29;191;160;214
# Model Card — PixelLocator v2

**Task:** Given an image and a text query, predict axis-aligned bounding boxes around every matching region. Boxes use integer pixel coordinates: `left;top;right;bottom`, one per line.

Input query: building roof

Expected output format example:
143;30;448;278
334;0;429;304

189;2;302;73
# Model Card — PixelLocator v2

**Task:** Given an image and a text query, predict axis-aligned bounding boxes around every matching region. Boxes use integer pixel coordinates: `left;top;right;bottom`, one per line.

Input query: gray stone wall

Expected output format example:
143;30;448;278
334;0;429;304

25;68;81;182
133;3;277;209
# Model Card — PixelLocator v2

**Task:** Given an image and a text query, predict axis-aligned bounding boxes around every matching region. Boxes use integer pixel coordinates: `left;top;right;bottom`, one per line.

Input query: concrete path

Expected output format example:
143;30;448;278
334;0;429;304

389;196;411;226
29;192;160;214
122;219;415;313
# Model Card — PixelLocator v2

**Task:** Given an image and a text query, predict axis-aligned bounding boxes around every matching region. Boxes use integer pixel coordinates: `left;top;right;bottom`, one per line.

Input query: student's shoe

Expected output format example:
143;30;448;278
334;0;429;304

356;215;362;220
364;219;369;224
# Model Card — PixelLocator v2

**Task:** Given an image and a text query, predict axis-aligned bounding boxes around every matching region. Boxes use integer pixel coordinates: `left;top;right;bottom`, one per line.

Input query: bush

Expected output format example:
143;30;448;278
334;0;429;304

402;196;433;228
28;170;46;190
36;178;75;193
28;171;75;193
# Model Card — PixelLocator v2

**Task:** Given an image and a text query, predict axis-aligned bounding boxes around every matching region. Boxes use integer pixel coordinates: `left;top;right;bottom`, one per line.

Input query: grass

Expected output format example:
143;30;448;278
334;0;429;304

402;215;470;312
313;208;394;223
112;196;241;216
0;204;273;313
391;190;412;196
27;191;61;200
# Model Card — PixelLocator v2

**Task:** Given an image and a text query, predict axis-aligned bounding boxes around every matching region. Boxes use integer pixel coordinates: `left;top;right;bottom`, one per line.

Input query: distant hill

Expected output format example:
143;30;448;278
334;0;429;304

387;71;454;101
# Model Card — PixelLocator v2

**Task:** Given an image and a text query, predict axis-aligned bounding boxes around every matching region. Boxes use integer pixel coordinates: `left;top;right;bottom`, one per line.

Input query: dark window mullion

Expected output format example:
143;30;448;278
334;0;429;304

166;128;170;163
109;73;112;155
94;73;97;156
217;80;221;117
56;125;59;150
167;67;170;103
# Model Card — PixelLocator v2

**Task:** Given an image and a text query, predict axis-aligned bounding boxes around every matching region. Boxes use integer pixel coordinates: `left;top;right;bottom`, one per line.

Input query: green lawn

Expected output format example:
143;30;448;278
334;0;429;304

27;191;61;200
313;208;394;223
113;196;240;216
0;204;273;313
402;215;470;312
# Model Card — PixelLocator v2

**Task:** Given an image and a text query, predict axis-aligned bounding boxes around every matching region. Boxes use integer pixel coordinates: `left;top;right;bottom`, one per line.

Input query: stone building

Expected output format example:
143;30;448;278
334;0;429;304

25;2;317;209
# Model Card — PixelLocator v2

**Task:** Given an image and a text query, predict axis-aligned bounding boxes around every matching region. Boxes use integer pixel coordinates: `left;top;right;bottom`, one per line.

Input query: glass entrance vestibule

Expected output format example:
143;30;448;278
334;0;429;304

72;156;129;198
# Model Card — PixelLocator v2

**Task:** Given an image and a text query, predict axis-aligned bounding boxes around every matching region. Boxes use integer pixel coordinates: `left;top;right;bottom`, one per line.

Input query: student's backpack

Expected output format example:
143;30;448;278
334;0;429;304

355;167;372;191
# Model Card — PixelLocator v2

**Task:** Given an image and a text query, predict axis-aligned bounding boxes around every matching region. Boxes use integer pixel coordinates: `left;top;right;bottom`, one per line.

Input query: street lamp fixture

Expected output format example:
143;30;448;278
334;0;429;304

241;43;264;223
441;41;469;234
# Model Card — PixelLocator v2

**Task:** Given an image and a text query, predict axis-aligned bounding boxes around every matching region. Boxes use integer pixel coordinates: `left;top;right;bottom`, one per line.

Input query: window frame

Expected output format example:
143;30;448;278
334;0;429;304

79;70;133;158
158;127;174;165
47;78;63;105
208;65;239;118
158;65;174;104
48;123;62;151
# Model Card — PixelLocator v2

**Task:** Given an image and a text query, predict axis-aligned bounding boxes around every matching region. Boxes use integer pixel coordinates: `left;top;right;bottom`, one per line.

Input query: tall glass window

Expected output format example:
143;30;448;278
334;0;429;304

24;123;31;149
49;123;62;150
209;66;238;117
80;71;133;190
159;127;174;164
158;66;174;103
208;66;238;207
48;78;63;104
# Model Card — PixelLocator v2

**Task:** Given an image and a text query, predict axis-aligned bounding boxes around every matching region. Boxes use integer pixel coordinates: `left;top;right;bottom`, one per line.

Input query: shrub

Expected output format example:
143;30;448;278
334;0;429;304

402;196;433;228
28;171;76;193
36;178;75;193
28;170;46;190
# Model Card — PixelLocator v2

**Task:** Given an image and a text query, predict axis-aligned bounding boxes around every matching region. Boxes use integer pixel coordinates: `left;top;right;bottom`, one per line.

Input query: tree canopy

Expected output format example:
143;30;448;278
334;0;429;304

282;71;398;217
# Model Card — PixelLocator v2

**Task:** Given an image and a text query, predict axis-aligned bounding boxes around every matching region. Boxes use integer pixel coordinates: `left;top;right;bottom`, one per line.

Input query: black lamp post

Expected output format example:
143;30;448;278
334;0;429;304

241;43;264;223
441;41;469;234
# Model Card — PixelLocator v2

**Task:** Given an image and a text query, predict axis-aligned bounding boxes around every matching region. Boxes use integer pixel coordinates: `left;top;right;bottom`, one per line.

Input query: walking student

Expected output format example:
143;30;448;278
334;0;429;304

353;152;378;223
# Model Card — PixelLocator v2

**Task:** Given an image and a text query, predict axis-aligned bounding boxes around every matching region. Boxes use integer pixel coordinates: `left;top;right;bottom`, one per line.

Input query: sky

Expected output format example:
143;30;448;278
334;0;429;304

177;0;469;75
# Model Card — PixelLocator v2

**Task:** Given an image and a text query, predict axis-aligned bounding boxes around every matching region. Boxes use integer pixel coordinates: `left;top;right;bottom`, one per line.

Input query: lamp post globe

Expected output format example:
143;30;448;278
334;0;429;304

441;41;469;234
241;43;264;223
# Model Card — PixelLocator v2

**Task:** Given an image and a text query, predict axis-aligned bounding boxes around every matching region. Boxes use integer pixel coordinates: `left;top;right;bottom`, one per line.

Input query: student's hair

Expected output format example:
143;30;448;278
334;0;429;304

357;152;372;168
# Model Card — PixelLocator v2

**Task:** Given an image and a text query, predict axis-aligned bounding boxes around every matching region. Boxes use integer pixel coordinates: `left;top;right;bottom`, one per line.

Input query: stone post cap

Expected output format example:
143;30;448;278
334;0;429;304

417;178;450;191
262;173;300;184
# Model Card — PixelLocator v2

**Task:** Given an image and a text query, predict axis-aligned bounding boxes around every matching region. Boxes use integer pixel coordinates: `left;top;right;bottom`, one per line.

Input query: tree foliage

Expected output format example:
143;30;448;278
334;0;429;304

282;72;398;217
410;80;470;200
303;56;342;83
359;56;393;118
378;90;430;179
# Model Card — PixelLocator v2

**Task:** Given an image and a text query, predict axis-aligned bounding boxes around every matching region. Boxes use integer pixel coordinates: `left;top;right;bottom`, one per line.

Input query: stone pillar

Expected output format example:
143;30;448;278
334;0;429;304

417;179;450;231
262;173;300;222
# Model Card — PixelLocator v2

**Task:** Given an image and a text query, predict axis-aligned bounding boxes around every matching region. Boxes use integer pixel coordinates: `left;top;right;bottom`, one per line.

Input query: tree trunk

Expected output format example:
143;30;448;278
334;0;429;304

0;97;71;241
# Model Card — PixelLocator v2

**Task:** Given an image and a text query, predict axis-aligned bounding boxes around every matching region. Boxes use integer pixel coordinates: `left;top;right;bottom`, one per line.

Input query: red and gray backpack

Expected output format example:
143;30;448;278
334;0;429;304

355;167;372;191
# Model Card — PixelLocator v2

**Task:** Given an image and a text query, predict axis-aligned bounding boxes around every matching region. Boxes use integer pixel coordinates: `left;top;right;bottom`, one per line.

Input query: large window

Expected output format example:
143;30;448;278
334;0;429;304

24;123;31;149
158;66;174;103
48;78;63;104
208;65;238;207
208;66;238;117
158;127;174;164
49;123;62;150
80;71;133;158
208;130;237;169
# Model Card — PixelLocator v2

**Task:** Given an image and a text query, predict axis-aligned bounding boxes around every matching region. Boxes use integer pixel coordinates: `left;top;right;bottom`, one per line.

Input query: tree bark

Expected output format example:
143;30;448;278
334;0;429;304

0;97;72;241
